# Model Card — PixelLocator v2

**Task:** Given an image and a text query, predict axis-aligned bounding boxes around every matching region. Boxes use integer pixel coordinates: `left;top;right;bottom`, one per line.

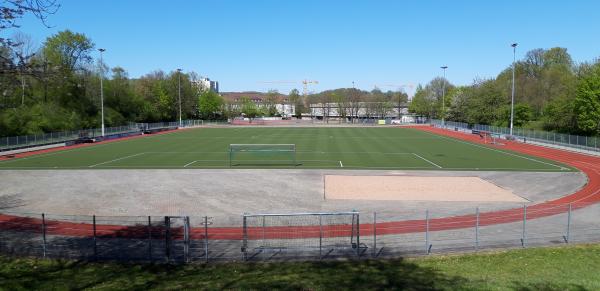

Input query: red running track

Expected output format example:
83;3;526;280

1;126;599;241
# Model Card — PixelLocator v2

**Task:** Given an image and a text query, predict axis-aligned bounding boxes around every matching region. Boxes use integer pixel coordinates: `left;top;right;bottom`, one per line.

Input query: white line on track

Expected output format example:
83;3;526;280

183;160;198;168
420;130;567;170
88;152;146;168
412;153;443;168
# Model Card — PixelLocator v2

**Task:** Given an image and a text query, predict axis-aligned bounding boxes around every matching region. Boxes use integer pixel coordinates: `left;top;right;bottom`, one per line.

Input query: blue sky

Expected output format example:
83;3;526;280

12;0;600;95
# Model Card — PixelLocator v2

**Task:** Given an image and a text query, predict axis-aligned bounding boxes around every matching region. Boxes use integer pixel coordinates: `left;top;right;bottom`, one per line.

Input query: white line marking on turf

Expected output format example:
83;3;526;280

88;152;146;168
412;153;443;168
420;130;567;170
339;160;343;168
183;160;198;168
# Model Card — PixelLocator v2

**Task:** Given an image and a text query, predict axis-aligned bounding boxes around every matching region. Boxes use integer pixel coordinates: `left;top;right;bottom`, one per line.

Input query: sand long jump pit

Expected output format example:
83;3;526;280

325;175;528;202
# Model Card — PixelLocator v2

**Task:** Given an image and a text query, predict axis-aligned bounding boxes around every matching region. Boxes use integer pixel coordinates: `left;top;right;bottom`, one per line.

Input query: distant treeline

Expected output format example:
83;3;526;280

409;48;600;136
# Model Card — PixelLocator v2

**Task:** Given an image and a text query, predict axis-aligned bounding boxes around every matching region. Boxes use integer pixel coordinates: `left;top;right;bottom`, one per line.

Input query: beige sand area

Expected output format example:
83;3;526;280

325;175;528;202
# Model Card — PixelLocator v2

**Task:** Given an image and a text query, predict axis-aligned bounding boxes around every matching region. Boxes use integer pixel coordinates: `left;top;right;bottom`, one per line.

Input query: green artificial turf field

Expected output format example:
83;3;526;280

0;127;572;171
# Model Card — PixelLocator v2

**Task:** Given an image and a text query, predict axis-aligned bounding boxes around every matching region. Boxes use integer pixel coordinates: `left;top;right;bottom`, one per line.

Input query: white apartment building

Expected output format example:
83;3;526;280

192;77;219;93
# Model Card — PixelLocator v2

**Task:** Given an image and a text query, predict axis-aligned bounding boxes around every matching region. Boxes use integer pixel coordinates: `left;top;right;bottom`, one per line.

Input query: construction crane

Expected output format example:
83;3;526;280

373;83;415;92
258;79;319;99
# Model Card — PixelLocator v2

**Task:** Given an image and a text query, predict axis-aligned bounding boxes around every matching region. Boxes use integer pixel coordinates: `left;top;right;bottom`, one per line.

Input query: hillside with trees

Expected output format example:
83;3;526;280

410;48;600;136
1;1;598;137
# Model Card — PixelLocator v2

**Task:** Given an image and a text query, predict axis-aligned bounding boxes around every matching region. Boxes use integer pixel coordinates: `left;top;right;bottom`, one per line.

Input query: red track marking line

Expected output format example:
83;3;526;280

1;125;600;240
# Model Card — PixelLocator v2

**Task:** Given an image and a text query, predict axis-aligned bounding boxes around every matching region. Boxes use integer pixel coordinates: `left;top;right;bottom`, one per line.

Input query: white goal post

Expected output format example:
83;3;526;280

229;144;297;167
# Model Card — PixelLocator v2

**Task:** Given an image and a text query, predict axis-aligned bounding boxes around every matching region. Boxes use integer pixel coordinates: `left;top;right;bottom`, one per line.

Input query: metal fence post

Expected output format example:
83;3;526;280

184;216;190;263
521;205;527;247
425;209;430;254
261;215;266;260
373;212;377;257
147;216;152;262
475;207;480;250
242;214;248;261
204;216;209;263
319;214;323;260
165;216;170;262
41;213;47;258
356;212;360;257
564;204;572;244
93;215;97;260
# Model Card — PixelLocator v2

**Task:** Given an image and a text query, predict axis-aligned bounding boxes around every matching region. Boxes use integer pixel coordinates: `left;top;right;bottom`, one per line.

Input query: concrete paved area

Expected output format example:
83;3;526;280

0;169;586;225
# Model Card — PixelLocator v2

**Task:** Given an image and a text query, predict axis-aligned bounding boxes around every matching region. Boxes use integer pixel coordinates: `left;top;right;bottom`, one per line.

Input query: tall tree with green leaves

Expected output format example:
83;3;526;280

240;96;259;119
574;63;600;135
198;90;224;119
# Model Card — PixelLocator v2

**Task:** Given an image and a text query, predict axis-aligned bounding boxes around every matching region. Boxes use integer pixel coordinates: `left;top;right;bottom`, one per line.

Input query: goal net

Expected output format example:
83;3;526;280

229;144;297;166
241;212;362;260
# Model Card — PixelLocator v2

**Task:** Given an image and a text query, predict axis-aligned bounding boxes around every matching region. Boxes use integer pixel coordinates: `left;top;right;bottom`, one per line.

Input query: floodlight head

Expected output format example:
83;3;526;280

441;66;448;69
98;48;106;52
177;68;182;72
511;43;518;47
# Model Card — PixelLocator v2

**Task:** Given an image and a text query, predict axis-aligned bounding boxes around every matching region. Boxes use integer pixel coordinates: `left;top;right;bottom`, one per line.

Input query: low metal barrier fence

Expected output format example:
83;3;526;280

1;202;599;263
0;120;207;152
432;119;600;153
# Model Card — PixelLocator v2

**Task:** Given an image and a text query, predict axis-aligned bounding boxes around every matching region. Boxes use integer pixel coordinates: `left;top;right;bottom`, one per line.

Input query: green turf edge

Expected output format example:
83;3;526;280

1;244;599;290
0;127;578;172
408;128;578;172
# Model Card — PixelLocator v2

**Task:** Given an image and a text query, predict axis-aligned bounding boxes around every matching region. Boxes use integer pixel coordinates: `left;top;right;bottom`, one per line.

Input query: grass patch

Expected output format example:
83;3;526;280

1;244;599;290
0;127;573;171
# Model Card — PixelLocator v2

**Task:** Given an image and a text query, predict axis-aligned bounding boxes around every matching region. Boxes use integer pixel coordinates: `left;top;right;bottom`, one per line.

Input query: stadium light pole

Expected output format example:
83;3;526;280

177;68;182;127
510;43;518;136
98;48;106;137
440;66;448;127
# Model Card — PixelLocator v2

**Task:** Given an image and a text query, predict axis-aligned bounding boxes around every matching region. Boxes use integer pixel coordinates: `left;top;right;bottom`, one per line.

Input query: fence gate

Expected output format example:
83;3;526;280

164;216;190;263
242;212;363;261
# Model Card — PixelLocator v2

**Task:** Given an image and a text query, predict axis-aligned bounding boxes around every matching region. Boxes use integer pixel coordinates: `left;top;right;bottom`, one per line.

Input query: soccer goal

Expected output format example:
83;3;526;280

229;144;297;167
241;212;363;260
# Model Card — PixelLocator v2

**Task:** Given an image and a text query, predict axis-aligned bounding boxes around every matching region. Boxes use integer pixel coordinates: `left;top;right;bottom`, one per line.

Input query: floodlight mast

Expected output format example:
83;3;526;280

177;68;183;127
98;48;106;137
440;66;448;127
510;43;518;136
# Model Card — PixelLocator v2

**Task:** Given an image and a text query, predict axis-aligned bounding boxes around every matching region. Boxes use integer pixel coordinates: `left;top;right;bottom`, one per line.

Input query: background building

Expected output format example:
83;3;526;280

193;77;219;93
221;92;295;117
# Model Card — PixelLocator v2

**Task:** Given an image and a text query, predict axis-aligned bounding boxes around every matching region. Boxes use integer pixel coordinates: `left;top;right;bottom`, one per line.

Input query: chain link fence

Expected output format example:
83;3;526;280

431;119;600;153
1;201;599;263
0;120;206;152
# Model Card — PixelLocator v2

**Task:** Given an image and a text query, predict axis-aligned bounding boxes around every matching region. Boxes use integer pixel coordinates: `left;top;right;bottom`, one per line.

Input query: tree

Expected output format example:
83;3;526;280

43;30;94;72
198;90;224;119
348;88;363;123
288;88;304;118
574;63;600;135
465;79;505;125
0;0;59;74
498;103;533;127
446;86;470;122
264;90;279;116
409;85;431;117
240;96;259;119
333;91;348;121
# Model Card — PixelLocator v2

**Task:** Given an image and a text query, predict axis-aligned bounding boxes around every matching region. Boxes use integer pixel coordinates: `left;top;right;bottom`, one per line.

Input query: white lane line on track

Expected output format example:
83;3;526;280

183;160;198;168
412;153;442;168
420;130;567;170
89;152;146;168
